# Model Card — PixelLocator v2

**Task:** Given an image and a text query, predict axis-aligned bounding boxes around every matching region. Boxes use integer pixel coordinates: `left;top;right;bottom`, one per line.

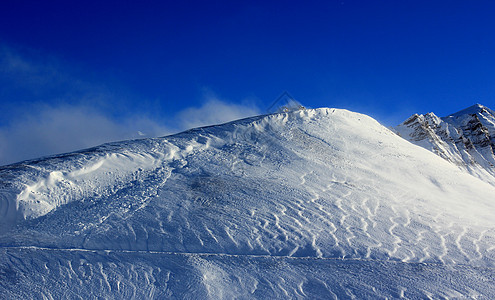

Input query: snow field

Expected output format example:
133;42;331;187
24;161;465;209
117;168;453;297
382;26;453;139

1;108;495;298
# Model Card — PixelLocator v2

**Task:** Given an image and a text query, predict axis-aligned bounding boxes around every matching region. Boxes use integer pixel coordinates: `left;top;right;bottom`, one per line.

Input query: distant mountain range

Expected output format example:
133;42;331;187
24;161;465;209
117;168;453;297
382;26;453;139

396;103;495;185
1;105;494;298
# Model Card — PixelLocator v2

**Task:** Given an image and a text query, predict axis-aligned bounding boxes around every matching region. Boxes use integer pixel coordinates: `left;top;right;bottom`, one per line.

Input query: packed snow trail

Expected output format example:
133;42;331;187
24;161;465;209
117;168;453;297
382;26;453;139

1;108;495;298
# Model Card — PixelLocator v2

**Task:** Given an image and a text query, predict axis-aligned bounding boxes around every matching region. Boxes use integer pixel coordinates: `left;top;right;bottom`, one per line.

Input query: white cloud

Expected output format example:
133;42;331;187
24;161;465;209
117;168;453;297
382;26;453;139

0;104;171;166
176;99;261;130
0;45;262;166
0;99;262;166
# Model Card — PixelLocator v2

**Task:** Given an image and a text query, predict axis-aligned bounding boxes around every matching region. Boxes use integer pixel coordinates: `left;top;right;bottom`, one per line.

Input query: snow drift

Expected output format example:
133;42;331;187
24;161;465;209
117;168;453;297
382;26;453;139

1;108;494;298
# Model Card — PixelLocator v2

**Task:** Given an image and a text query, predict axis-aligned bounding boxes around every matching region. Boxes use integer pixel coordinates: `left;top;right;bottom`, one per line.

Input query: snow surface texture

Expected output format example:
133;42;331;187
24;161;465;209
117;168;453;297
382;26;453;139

396;104;495;186
1;108;495;299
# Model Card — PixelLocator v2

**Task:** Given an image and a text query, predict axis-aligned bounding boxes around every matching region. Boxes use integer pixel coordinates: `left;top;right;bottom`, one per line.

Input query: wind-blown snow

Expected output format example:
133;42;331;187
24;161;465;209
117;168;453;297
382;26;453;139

1;108;495;298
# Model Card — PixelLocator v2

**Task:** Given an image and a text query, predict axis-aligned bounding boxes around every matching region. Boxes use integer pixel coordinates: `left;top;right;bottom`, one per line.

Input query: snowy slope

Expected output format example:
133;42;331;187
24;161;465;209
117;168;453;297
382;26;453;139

1;108;495;299
396;104;495;185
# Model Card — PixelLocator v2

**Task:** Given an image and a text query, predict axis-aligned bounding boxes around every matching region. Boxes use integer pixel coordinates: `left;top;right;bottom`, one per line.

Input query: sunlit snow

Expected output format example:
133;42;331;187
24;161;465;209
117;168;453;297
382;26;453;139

1;108;494;298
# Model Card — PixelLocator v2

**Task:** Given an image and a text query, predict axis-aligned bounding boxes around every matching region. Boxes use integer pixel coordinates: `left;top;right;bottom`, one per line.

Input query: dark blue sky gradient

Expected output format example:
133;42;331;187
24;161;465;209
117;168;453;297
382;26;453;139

1;0;495;125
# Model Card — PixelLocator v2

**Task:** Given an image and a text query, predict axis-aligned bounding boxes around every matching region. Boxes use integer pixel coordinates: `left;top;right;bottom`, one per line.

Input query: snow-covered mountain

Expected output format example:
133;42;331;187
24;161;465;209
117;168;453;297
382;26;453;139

396;104;495;185
1;108;495;299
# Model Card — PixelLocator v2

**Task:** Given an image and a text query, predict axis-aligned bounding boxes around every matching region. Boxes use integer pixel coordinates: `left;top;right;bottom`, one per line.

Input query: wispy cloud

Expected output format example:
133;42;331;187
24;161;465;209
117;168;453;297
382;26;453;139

0;104;171;165
176;98;261;130
0;45;262;166
0;99;261;165
0;45;92;100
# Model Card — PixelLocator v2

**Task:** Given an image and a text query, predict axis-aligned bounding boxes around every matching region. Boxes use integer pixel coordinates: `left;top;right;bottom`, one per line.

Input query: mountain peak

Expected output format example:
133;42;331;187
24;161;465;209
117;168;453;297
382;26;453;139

448;103;492;117
396;103;495;184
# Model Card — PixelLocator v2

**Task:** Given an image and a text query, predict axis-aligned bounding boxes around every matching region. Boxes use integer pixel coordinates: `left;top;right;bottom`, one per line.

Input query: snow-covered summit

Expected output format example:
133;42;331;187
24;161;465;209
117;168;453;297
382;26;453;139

396;104;495;185
447;103;495;117
1;107;495;298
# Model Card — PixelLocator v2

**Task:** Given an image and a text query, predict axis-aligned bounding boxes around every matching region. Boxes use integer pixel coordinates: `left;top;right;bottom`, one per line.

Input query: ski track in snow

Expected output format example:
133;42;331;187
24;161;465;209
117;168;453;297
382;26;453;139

1;245;494;299
3;244;495;269
1;108;495;298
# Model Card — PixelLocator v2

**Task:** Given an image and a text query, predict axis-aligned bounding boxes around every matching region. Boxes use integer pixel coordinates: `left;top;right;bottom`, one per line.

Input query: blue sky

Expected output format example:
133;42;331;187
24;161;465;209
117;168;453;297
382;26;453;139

1;0;494;165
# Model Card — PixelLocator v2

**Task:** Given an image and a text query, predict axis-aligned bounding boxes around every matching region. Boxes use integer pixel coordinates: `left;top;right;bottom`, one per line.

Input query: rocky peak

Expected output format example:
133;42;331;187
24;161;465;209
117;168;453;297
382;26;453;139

447;103;491;117
396;104;495;185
